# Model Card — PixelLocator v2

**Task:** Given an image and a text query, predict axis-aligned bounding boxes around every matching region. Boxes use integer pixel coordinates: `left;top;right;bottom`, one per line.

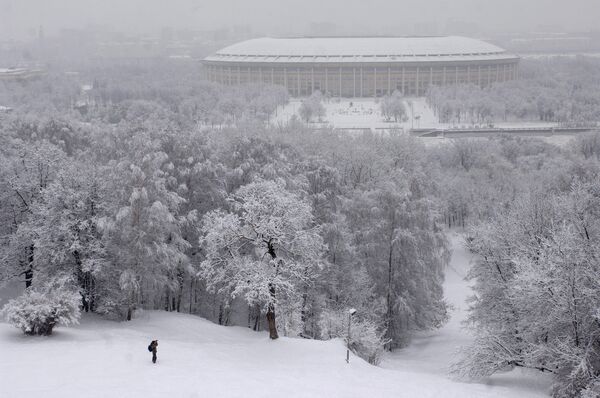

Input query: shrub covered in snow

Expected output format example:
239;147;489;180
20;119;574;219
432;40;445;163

319;309;386;365
2;288;81;335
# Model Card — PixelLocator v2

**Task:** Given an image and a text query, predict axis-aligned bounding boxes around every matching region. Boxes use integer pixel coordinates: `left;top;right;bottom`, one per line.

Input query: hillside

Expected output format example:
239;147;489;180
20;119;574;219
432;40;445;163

0;234;551;398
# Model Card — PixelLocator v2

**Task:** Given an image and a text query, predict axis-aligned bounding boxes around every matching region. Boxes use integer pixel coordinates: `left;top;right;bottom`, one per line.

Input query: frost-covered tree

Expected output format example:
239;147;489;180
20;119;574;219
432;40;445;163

380;91;406;122
2;277;81;335
199;179;325;339
23;163;107;312
0;139;66;288
99;133;196;320
455;181;600;397
299;91;326;123
344;172;449;349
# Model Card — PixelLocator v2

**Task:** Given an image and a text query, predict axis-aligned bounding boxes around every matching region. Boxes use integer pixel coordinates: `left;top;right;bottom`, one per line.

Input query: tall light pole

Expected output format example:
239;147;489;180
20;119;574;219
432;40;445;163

346;308;357;363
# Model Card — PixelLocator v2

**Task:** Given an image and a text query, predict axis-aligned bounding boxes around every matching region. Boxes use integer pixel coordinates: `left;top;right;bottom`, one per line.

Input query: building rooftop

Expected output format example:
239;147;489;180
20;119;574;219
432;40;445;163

204;36;518;64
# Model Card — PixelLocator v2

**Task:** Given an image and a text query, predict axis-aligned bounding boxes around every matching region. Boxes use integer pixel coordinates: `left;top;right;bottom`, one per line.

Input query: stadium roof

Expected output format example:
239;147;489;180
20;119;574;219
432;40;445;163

204;36;518;64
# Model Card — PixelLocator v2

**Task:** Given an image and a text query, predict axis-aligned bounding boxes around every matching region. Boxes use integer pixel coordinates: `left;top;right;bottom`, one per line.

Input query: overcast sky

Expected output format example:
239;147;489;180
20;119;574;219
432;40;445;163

1;0;599;40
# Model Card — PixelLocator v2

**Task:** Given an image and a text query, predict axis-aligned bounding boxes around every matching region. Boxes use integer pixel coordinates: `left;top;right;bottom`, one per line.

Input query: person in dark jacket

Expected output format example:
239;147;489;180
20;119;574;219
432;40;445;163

150;340;158;364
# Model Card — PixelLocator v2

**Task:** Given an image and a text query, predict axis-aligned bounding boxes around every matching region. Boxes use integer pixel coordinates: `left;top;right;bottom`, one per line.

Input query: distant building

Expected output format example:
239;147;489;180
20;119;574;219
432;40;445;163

0;67;46;81
203;36;520;97
508;36;593;53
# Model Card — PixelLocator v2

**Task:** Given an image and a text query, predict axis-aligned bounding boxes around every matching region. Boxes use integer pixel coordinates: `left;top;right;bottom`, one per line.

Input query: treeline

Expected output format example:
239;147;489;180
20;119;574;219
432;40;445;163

0;70;449;364
427;57;600;126
0;60;289;126
2;57;600;395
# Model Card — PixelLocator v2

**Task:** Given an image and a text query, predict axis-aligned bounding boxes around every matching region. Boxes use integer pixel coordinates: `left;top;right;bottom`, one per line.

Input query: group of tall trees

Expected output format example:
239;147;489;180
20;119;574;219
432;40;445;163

0;61;451;365
427;57;600;127
431;133;600;396
2;55;600;395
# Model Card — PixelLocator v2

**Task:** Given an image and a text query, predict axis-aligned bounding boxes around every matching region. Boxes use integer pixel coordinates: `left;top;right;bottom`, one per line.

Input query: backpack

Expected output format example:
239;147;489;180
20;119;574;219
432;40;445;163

148;343;153;352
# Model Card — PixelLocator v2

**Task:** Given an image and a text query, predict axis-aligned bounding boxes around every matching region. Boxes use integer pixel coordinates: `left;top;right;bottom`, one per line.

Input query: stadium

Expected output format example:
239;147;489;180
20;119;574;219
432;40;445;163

203;36;520;97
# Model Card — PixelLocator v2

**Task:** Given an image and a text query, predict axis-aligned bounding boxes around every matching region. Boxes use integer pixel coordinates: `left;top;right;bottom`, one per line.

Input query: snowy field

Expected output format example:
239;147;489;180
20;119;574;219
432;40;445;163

0;233;551;398
272;97;438;131
272;97;560;133
272;98;576;148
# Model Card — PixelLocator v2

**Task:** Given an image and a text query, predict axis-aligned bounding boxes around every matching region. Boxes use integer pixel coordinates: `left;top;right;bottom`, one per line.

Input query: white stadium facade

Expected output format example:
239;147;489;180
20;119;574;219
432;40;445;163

203;36;520;97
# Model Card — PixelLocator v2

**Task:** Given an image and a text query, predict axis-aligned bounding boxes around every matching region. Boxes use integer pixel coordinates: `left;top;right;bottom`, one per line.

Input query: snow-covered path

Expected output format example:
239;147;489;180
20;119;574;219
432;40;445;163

382;232;551;395
0;233;552;398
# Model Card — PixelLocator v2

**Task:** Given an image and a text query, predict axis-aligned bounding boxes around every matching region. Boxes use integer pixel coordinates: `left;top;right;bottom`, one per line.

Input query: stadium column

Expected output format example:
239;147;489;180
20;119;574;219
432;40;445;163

360;66;363;97
478;65;482;87
467;65;470;84
284;67;288;93
416;67;419;96
297;68;301;96
325;67;328;95
339;66;342;98
443;66;446;85
401;67;405;95
429;67;433;91
373;67;377;97
353;68;356;97
503;64;507;82
487;65;491;85
237;66;241;85
387;66;391;95
259;67;262;84
271;68;274;85
228;66;232;85
311;67;314;94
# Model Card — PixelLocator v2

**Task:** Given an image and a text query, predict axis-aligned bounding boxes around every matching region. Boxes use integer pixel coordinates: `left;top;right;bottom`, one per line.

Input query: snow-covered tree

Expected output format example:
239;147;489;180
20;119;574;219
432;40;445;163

380;91;406;122
344;172;449;349
98;132;196;320
2;277;81;335
0;139;66;288
299;91;326;123
199;179;325;339
455;181;600;397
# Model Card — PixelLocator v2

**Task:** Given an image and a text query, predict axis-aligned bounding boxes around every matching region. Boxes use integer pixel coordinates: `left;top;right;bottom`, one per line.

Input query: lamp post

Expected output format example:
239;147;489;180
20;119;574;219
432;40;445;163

346;308;357;364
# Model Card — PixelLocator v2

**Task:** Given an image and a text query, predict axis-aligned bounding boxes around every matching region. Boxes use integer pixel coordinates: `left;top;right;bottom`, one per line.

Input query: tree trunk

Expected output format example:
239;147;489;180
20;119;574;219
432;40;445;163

266;306;278;339
266;241;280;340
385;250;394;350
266;283;279;339
300;288;308;337
25;244;34;288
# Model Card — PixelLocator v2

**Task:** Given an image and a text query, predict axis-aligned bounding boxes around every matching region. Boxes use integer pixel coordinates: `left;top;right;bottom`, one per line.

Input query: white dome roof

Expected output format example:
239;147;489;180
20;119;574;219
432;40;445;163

204;36;517;64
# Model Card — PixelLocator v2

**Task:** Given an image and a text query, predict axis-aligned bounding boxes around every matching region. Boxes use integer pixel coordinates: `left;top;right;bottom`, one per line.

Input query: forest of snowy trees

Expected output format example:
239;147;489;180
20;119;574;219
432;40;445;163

1;57;600;396
427;57;600;127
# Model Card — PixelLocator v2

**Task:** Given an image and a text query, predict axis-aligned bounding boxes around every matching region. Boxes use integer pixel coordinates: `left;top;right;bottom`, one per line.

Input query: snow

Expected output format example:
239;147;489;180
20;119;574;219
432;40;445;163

0;233;552;398
382;232;551;397
272;98;574;142
0;233;551;397
205;37;516;64
273;97;436;131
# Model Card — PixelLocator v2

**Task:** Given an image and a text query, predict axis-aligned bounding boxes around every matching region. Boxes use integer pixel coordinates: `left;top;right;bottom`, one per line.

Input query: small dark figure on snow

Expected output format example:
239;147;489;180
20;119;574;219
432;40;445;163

149;340;158;363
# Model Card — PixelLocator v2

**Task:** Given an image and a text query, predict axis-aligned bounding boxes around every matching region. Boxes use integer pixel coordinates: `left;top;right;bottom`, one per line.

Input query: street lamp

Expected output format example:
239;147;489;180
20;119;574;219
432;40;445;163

346;308;357;364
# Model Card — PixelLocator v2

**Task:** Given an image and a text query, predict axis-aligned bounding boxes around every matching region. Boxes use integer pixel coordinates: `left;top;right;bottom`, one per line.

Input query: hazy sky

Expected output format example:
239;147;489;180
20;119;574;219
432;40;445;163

1;0;599;40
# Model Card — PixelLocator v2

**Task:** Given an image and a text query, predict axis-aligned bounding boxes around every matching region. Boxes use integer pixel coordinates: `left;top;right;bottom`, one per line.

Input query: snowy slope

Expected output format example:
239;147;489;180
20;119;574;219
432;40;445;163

383;232;551;395
0;233;551;398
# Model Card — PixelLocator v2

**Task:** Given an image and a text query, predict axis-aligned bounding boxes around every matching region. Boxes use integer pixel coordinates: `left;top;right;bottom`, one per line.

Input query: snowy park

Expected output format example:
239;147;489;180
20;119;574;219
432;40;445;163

272;96;567;133
3;2;600;398
0;234;550;398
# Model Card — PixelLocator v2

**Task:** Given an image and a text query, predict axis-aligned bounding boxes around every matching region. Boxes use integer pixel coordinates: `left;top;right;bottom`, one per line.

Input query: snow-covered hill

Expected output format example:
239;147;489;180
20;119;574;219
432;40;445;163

0;234;551;398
